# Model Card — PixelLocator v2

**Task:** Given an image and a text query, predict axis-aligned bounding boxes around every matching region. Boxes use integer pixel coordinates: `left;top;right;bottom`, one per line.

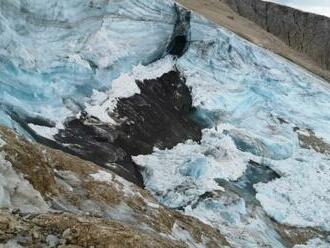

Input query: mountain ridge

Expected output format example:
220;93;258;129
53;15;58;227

177;0;330;83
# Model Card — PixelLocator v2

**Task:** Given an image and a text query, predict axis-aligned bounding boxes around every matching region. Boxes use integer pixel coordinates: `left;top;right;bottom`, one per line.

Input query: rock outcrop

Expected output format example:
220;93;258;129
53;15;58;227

225;0;330;71
54;70;201;186
0;126;229;247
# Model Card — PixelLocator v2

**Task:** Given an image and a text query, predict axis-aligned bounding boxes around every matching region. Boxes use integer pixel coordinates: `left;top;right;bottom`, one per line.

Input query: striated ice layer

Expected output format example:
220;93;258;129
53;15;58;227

0;0;176;137
134;11;330;248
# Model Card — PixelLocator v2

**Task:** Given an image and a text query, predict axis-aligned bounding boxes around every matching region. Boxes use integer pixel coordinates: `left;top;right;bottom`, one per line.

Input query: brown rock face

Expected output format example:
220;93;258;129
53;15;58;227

225;0;330;71
0;211;188;248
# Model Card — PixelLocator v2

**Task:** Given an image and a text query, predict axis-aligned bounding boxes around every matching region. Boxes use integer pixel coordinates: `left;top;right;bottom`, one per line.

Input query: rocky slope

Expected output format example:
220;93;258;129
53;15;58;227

225;0;330;71
0;126;230;247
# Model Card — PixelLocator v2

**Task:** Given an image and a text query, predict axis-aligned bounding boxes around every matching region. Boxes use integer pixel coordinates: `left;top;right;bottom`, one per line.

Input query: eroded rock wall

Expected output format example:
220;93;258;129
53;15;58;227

225;0;330;71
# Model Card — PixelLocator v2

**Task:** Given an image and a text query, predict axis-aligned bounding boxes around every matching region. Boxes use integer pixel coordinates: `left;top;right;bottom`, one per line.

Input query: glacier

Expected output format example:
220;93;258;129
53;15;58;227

135;7;330;248
0;0;176;138
1;0;330;247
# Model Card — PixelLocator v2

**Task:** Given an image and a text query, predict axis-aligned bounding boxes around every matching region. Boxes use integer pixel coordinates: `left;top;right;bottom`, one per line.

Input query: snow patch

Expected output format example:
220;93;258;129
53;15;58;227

28;123;64;141
85;56;175;124
90;170;138;197
0;136;5;148
90;170;114;182
144;201;160;209
171;223;205;248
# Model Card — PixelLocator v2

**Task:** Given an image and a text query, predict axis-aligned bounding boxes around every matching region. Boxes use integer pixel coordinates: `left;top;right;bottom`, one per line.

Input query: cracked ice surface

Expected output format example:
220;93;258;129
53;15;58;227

0;0;176;137
178;13;330;230
134;12;330;247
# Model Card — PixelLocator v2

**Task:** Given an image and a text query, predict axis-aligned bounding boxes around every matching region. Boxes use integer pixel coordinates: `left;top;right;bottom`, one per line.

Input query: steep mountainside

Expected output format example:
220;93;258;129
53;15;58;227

225;0;330;71
177;0;330;82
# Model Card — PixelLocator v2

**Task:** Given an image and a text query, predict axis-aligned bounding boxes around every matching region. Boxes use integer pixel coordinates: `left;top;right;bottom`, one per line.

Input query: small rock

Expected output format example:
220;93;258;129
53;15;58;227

16;234;33;245
59;238;66;245
71;228;79;238
62;228;71;238
0;216;10;230
11;208;20;215
32;231;39;239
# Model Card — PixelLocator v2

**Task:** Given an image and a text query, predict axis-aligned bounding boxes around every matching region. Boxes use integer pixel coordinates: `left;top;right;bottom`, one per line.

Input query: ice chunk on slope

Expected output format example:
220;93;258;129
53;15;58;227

28;123;64;141
90;170;138;197
133;126;249;209
255;148;330;231
134;125;288;247
171;223;205;248
0;138;48;213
